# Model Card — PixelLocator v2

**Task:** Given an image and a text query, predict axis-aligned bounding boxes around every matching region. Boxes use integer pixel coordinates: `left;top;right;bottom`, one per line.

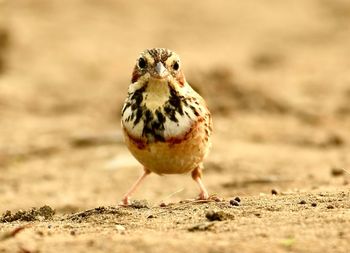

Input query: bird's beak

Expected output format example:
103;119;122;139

153;62;168;79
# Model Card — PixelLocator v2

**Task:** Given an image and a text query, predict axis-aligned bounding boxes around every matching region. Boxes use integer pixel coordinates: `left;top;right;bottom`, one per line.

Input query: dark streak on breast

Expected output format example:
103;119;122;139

189;105;200;116
163;83;186;123
141;109;166;142
169;88;184;115
133;105;144;125
122;84;147;121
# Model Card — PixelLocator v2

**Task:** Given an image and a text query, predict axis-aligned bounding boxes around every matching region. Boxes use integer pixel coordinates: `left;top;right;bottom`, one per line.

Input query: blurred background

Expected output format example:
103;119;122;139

0;0;349;213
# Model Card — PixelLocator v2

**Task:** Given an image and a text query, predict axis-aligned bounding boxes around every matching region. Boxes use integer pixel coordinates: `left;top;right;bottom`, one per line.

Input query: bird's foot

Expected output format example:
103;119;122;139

119;196;131;206
198;190;209;200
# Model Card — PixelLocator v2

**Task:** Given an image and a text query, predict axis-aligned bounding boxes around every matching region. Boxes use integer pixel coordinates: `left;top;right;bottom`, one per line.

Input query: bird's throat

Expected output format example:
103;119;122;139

144;78;170;110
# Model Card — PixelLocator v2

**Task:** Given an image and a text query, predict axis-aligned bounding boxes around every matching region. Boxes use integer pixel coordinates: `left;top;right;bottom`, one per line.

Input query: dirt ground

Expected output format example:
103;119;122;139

0;0;350;252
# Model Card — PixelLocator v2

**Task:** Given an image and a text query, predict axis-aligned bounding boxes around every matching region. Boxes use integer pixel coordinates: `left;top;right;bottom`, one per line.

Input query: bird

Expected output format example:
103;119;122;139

121;48;212;205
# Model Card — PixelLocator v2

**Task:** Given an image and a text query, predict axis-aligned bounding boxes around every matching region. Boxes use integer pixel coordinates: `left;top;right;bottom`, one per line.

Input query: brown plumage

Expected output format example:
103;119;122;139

121;48;212;205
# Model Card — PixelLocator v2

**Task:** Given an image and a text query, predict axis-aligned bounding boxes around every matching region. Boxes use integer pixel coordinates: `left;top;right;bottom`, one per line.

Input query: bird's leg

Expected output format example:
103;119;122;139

191;166;209;200
121;168;151;205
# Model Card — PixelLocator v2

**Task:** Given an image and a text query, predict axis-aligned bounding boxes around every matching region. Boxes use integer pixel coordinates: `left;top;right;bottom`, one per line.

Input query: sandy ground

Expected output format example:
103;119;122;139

0;0;350;252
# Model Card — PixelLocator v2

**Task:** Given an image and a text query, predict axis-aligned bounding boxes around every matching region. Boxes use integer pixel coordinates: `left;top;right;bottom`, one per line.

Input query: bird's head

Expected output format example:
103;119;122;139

131;48;186;87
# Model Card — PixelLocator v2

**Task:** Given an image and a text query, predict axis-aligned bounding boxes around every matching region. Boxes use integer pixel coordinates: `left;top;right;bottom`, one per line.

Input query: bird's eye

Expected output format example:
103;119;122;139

173;61;180;71
138;57;147;69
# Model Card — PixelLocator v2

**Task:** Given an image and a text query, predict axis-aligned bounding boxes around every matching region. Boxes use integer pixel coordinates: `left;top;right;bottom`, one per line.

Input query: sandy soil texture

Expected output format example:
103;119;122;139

0;0;350;252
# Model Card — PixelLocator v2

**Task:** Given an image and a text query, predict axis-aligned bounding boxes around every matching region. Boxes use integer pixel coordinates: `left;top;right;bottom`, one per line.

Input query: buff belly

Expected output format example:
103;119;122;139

123;125;210;175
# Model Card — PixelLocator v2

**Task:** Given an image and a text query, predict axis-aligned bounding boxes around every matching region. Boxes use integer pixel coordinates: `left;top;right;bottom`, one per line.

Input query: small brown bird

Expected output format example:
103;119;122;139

121;48;212;205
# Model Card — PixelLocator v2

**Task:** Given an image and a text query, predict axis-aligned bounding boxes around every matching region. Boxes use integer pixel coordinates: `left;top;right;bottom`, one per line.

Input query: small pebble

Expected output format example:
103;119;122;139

299;200;307;205
115;225;126;234
331;168;344;177
130;200;150;209
147;214;155;219
327;205;335;209
70;230;76;236
211;196;223;202
205;210;233;221
271;189;278;195
229;199;240;206
311;203;317;207
234;197;241;202
159;202;167;207
36;231;44;237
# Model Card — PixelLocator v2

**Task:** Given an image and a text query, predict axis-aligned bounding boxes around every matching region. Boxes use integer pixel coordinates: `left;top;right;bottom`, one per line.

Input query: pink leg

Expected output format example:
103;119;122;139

191;166;209;200
121;168;151;205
